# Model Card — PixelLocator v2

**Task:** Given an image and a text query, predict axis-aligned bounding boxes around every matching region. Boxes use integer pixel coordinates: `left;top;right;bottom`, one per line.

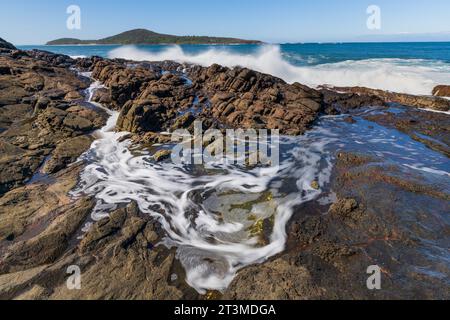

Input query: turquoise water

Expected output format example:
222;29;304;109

18;42;450;65
18;42;450;95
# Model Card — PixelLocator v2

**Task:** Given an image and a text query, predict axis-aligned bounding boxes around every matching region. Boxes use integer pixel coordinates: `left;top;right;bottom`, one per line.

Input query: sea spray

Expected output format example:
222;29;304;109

108;45;450;95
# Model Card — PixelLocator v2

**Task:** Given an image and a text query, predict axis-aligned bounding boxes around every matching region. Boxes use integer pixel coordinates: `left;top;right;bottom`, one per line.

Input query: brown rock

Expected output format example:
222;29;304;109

0;266;48;300
224;258;322;300
42;135;94;174
0;140;48;195
1;197;93;271
92;87;112;105
0;104;33;130
14;285;50;300
64;91;83;101
327;86;450;112
153;149;172;162
171;113;195;130
49;203;186;300
432;85;450;97
92;60;324;136
188;64;323;134
0;164;84;242
63;114;94;132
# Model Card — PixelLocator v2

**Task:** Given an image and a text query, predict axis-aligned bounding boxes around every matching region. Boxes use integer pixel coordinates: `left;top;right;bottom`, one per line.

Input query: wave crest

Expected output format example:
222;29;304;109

108;45;450;95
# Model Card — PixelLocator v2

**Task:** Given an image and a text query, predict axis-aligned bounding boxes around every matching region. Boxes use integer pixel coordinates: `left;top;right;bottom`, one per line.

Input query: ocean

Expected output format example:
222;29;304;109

19;42;450;95
16;42;450;293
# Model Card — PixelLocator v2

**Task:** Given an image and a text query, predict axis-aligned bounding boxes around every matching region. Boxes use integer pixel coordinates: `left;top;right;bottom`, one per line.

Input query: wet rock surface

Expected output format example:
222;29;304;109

320;87;386;114
0;45;449;300
0;49;108;195
225;151;449;300
327;86;450;112
364;108;450;157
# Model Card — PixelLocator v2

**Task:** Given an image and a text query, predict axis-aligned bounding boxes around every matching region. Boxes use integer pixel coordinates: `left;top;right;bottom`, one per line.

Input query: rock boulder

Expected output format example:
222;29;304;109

432;85;450;97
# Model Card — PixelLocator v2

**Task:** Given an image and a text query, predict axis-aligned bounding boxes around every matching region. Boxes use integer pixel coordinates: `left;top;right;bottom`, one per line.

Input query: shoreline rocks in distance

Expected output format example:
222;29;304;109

46;28;263;46
0;37;16;50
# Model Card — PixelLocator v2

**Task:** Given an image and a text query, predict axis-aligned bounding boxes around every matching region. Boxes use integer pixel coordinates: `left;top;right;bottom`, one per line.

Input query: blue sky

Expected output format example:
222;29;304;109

2;0;450;44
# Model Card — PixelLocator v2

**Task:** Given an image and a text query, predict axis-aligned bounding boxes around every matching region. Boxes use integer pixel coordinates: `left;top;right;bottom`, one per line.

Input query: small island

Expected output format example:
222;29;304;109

46;28;262;45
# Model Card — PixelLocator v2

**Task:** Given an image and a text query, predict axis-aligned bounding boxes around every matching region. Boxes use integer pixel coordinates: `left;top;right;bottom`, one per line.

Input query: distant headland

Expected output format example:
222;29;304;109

46;28;262;45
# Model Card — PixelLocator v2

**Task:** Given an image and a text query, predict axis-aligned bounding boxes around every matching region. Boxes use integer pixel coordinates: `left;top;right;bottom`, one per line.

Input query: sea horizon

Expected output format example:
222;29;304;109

18;41;450;97
1;0;449;305
16;40;450;46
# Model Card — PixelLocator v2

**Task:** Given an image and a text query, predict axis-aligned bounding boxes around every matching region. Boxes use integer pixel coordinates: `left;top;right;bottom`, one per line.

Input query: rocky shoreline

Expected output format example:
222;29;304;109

0;41;449;300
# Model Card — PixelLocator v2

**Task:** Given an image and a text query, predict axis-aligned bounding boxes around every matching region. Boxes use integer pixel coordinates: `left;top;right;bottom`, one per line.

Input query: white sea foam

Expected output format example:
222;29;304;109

73;81;337;292
70;55;87;59
73;75;450;294
74;127;335;292
108;45;450;95
404;164;450;177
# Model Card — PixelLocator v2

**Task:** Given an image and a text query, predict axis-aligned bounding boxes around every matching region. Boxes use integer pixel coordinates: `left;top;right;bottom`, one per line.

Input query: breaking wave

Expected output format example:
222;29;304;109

108;45;450;95
69;55;87;59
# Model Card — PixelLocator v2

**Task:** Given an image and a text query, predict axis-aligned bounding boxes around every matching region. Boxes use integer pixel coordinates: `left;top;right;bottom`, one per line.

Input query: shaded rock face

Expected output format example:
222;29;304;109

116;73;195;133
320;88;386;114
26;50;75;69
432;85;450;97
0;37;16;50
0;50;108;195
91;60;198;133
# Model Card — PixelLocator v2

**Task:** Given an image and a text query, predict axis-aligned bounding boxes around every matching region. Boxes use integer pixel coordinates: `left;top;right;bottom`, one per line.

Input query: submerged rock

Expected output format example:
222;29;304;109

364;108;450;157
